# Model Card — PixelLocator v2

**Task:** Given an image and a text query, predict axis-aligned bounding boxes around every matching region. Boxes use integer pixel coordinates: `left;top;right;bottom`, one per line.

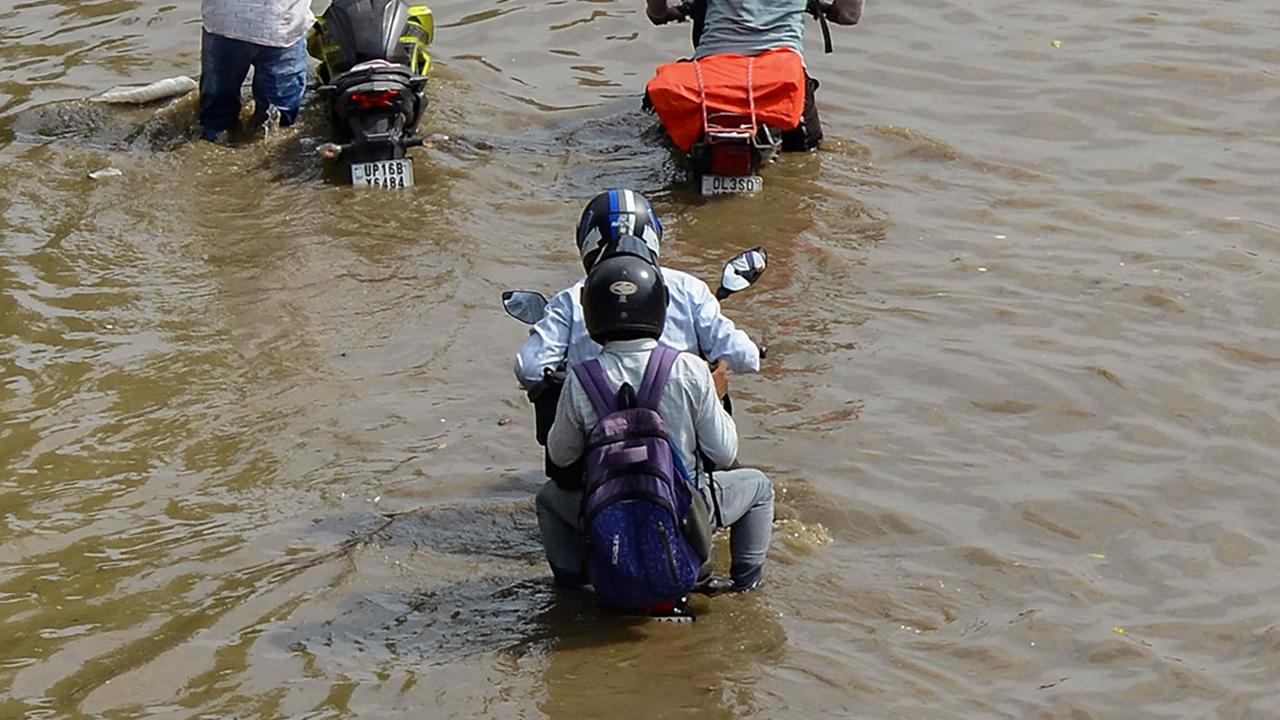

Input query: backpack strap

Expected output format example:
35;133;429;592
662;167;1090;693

637;345;680;411
572;359;618;418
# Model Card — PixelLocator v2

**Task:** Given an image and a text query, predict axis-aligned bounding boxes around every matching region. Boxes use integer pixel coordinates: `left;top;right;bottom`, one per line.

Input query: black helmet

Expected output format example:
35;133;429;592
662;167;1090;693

575;189;664;271
581;254;668;345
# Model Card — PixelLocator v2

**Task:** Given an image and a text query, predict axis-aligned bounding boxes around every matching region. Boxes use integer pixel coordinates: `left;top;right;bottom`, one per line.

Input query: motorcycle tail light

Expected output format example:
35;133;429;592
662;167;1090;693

709;142;754;176
349;89;400;110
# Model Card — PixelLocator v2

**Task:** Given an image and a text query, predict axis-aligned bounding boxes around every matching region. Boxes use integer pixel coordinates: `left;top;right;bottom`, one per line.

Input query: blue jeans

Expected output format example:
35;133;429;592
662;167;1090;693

536;468;774;590
199;29;308;140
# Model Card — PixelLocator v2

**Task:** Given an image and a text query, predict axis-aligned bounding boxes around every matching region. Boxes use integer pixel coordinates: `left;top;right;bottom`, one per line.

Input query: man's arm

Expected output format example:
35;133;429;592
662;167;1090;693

646;0;687;25
547;371;587;467
826;0;864;25
686;357;738;468
687;278;761;374
513;290;575;389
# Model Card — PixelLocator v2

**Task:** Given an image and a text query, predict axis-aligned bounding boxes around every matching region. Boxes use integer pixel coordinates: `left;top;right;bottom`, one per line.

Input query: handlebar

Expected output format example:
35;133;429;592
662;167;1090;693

663;1;831;26
806;0;833;20
806;0;835;53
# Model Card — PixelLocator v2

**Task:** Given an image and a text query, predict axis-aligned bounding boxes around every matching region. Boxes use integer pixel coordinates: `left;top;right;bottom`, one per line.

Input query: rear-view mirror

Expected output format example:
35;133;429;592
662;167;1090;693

502;290;549;325
716;247;768;300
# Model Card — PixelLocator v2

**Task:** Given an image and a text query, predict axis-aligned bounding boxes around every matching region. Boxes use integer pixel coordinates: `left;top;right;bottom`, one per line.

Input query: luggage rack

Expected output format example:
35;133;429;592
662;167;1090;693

691;111;782;177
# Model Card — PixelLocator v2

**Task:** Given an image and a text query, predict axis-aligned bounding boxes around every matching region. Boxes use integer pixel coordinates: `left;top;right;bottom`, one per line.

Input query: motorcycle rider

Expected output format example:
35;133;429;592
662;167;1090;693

199;0;314;141
644;0;866;150
513;189;761;462
538;254;775;592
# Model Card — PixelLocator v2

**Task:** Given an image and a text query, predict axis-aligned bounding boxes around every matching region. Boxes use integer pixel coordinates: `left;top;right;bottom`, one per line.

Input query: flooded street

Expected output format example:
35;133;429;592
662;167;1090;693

3;0;1280;717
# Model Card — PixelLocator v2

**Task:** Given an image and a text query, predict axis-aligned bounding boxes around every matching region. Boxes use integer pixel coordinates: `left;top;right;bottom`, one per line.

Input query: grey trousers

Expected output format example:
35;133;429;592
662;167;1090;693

535;468;774;589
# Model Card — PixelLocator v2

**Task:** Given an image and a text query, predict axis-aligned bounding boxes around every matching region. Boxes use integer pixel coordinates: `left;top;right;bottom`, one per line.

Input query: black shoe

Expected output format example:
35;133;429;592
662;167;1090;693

730;565;763;593
550;567;591;592
692;575;735;596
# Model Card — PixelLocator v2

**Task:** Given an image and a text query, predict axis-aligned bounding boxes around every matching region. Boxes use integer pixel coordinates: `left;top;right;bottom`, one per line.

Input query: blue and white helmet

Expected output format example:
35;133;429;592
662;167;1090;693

575;189;664;271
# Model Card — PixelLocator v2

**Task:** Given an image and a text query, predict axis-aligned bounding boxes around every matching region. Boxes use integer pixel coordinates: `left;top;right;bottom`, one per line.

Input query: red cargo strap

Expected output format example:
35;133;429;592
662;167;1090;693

694;56;758;136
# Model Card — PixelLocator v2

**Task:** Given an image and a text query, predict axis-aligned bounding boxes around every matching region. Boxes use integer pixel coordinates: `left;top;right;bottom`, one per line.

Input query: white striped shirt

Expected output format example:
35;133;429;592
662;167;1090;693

202;0;315;48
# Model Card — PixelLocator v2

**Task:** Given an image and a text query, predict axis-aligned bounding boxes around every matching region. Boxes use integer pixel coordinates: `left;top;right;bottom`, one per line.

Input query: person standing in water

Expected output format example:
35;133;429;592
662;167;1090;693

199;0;315;141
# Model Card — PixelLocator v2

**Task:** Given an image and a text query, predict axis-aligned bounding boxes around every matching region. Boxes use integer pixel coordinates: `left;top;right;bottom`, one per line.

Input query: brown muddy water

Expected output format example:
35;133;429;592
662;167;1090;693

3;0;1280;717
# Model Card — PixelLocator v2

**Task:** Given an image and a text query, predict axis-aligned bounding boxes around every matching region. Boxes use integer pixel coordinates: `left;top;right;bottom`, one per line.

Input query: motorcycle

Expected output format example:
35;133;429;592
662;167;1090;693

502;248;769;620
307;0;434;188
644;2;836;197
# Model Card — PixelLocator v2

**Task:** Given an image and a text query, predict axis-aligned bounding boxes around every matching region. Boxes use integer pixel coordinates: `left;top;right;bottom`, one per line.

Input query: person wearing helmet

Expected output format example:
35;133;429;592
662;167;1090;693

645;0;865;151
537;254;775;593
513;188;761;392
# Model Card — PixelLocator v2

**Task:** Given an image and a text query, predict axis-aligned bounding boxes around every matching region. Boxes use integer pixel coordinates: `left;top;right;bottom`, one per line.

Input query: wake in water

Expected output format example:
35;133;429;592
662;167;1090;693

282;475;833;665
8;94;201;153
6;79;315;154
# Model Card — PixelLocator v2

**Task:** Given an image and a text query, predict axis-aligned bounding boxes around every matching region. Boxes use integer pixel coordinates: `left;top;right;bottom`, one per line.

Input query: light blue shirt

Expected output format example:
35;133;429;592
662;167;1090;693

696;0;807;59
548;338;738;479
514;267;761;389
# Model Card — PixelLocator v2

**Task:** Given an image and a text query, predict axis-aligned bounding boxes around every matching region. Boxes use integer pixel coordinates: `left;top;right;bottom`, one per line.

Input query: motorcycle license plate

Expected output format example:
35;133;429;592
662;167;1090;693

701;174;763;196
351;158;414;189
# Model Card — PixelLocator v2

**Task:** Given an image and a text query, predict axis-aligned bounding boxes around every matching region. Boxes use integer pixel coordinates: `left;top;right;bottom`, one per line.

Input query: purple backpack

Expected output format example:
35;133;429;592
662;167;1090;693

573;345;704;610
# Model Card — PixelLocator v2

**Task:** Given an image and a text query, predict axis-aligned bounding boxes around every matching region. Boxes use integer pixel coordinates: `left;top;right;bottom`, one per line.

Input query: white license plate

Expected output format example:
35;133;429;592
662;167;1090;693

351;158;414;189
701;174;763;196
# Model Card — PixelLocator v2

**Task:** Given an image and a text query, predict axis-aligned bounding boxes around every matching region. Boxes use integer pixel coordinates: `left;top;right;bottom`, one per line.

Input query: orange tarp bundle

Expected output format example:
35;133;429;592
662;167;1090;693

645;48;806;152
